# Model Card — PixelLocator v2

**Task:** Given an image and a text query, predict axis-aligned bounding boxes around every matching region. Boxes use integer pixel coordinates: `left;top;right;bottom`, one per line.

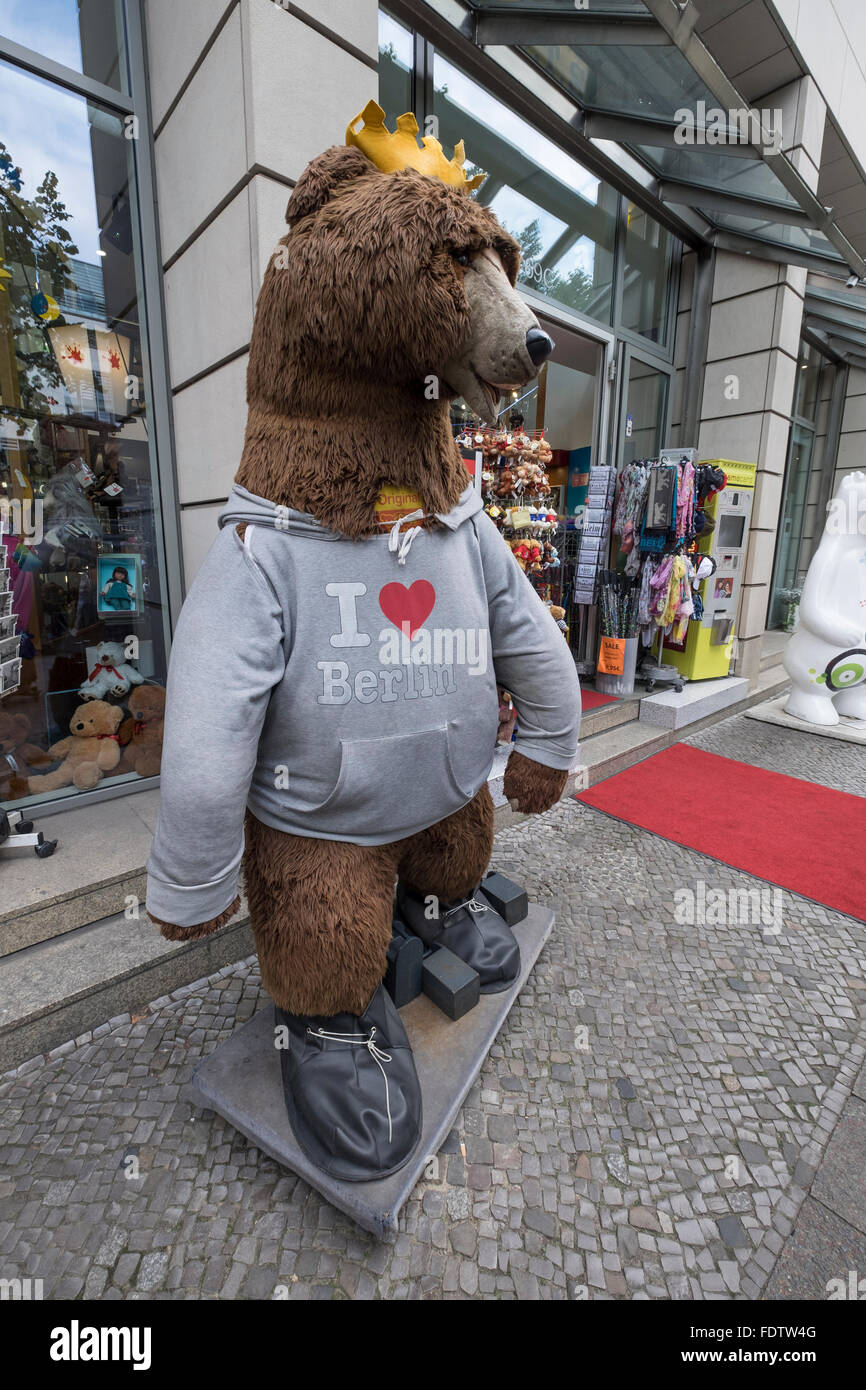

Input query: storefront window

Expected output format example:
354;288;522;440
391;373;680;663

621;354;669;467
793;341;822;423
0;0;126;91
0;55;169;809
379;10;414;124
621;203;673;346
769;342;835;628
431;53;617;325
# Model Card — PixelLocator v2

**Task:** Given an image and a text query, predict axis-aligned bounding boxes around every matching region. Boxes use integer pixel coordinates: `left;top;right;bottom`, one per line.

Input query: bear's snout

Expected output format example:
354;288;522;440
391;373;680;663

443;248;551;425
526;327;554;369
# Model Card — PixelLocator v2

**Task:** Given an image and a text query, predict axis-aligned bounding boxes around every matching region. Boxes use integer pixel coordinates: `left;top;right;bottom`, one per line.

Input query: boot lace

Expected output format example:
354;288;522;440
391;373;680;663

307;1025;394;1140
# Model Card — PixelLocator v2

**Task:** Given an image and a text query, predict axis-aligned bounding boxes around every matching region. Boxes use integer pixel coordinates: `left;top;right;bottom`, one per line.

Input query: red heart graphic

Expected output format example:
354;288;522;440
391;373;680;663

379;580;436;638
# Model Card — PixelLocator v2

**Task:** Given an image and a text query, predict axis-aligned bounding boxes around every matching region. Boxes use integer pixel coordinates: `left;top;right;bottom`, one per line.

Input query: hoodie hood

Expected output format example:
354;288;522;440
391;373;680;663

218;482;484;540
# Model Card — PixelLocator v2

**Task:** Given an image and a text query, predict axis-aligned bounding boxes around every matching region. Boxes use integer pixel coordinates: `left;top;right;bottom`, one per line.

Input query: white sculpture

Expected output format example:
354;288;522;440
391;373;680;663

784;470;866;726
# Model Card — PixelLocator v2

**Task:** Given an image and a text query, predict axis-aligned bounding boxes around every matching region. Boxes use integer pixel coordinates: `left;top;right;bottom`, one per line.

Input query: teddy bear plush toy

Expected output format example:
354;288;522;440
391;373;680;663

28;700;123;793
118;684;165;778
79;639;144;702
146;102;581;1183
0;709;51;800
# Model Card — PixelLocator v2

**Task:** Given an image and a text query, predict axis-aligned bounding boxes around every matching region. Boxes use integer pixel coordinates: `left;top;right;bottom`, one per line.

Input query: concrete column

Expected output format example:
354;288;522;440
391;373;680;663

143;0;379;583
695;75;827;685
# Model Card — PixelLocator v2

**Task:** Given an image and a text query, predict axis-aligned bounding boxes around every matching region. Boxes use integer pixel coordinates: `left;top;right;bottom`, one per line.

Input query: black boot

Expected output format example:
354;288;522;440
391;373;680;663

396;882;521;995
275;983;422;1182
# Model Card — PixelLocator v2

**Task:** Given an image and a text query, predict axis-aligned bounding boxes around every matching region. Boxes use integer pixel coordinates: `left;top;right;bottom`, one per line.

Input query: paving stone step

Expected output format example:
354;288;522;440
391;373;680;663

580;664;791;787
0;789;161;958
580;694;641;738
0;901;253;1073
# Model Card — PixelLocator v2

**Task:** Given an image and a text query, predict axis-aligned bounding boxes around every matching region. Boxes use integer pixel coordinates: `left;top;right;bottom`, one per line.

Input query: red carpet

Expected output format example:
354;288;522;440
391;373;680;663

582;689;618;711
576;742;866;922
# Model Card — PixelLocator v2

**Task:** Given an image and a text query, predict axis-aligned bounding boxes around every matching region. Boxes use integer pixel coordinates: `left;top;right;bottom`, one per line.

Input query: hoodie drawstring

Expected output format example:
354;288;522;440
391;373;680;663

387;509;426;566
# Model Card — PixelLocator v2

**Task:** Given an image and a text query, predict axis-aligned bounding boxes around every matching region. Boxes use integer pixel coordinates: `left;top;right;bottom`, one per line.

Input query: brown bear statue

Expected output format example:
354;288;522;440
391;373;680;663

147;105;581;1181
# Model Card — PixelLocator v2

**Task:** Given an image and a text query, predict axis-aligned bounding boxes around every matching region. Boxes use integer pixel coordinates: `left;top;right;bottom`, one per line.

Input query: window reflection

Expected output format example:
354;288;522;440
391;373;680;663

621;203;672;345
378;10;413;126
432;51;617;324
0;60;169;808
0;0;125;91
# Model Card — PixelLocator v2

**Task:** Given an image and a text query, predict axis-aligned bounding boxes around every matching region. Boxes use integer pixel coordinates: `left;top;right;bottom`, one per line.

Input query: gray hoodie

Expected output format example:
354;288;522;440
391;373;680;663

146;483;581;927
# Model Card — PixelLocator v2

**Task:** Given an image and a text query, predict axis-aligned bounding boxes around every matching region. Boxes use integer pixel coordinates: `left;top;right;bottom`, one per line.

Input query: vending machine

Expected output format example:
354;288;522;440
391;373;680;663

663;459;756;681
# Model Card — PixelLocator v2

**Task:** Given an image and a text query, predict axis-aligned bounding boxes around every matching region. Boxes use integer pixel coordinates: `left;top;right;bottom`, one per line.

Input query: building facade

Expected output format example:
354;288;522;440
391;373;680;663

1;0;866;818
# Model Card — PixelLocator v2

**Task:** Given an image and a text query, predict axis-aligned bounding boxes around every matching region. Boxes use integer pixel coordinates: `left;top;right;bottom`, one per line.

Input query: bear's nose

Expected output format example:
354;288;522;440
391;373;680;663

526;327;554;368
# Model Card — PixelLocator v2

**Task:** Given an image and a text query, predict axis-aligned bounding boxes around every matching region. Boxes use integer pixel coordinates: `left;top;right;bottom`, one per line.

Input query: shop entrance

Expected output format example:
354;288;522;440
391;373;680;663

451;304;611;671
516;314;607;517
510;313;609;661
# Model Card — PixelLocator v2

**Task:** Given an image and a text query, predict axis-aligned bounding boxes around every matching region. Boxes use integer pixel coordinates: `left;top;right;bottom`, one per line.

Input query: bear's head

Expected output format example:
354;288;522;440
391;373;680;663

236;139;552;535
69;701;124;739
94;639;126;668
0;710;31;755
128;684;166;724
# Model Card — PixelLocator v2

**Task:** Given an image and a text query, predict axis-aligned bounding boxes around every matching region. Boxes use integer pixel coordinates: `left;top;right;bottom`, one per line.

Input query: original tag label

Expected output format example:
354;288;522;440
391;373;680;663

375;486;424;526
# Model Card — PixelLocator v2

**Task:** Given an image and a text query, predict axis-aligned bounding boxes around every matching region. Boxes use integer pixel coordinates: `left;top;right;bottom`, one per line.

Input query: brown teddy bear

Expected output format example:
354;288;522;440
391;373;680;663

118;684;165;778
146;105;580;1182
28;700;123;793
0;710;51;800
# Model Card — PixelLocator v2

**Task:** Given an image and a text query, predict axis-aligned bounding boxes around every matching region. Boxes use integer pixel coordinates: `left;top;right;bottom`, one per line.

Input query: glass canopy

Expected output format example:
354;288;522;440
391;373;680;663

457;0;859;271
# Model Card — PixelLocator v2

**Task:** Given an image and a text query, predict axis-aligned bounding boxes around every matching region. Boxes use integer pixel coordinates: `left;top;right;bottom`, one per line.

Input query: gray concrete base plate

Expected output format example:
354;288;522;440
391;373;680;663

187;905;554;1238
746;693;866;744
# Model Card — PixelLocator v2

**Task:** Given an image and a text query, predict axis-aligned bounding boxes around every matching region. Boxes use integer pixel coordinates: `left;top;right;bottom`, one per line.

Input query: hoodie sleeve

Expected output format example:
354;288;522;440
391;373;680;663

474;512;580;771
146;524;286;927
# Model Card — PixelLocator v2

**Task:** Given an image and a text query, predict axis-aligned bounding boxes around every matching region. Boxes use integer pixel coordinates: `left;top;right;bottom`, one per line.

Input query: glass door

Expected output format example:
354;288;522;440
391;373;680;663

769;422;816;628
617;345;672;470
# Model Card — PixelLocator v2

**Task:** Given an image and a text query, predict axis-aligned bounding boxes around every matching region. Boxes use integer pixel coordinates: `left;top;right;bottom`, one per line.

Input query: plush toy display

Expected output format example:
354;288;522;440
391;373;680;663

146;102;581;1183
784;470;866;726
0;709;51;800
28;700;124;793
118;684;165;778
79;640;145;701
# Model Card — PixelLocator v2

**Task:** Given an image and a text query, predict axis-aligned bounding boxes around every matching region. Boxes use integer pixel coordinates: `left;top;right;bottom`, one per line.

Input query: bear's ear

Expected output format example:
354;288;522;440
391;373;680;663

285;145;375;226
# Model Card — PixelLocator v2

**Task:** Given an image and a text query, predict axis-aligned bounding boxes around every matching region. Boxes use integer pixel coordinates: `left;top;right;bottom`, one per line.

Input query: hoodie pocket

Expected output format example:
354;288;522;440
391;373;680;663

307;723;483;837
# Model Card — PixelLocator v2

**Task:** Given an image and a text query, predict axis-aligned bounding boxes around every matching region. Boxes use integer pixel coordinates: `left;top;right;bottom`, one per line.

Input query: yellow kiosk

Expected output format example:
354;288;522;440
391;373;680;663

663;459;757;681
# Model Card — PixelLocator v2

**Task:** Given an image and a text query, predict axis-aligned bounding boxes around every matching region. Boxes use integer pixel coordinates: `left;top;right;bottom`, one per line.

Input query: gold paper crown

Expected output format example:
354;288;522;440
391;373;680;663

346;100;486;192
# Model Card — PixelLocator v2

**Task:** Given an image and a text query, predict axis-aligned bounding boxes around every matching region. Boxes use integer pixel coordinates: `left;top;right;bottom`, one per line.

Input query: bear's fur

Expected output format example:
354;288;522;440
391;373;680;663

236;147;520;538
118;684;166;778
151;142;568;1014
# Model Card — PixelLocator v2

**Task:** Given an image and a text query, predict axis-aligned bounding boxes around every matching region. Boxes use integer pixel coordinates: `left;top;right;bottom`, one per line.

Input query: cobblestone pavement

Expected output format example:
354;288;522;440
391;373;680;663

1;718;865;1299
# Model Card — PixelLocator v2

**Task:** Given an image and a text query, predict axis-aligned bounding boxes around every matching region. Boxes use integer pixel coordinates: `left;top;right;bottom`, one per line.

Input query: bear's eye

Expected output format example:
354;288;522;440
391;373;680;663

452;249;472;268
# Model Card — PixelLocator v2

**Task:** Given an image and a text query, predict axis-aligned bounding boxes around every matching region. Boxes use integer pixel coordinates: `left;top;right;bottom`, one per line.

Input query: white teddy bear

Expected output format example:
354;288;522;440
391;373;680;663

79;639;145;701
